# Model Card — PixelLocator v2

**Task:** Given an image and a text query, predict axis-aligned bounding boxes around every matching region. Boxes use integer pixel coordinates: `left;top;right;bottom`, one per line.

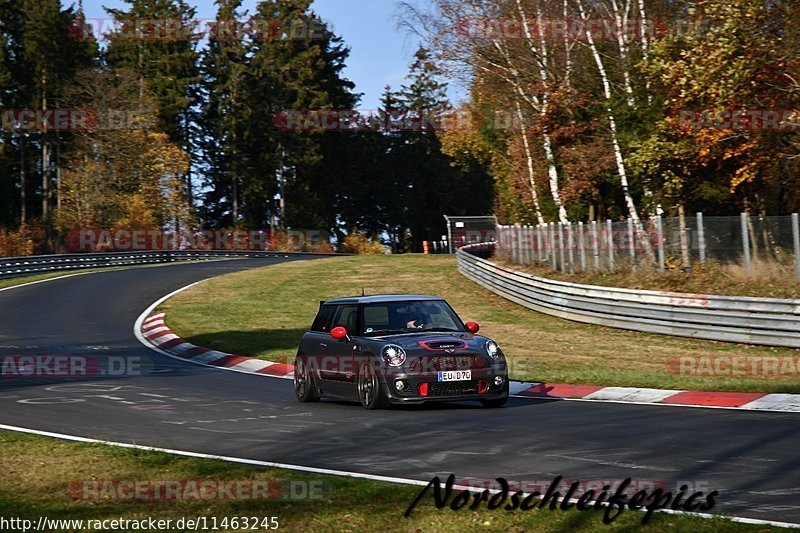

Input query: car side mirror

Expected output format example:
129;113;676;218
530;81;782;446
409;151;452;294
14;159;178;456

465;321;480;333
331;326;349;341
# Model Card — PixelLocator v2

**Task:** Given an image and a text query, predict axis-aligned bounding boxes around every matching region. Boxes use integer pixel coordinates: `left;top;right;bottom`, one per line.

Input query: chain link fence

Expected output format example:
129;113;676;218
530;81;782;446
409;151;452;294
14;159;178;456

495;213;800;277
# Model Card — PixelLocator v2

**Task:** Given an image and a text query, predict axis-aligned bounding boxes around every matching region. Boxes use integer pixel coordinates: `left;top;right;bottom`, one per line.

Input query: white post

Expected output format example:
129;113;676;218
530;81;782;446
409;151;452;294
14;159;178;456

741;212;751;275
793;213;800;280
578;221;586;272
656;215;665;272
549;222;557;270
524;225;533;264
627;217;635;264
606;219;614;269
567;223;575;274
592;220;600;271
536;224;546;262
696;212;706;264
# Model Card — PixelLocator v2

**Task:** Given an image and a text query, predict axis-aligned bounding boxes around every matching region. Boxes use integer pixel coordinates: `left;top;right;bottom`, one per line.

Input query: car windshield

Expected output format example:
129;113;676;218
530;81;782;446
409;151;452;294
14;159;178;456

360;300;465;336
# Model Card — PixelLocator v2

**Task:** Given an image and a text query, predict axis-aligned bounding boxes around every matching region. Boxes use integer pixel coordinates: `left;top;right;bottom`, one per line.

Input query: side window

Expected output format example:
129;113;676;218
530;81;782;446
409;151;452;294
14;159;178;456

363;305;389;333
331;304;358;332
311;305;335;332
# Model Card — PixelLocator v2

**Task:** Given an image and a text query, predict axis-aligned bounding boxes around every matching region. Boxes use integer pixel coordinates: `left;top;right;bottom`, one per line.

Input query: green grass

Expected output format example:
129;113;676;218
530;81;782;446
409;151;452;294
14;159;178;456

162;255;800;393
0;431;781;532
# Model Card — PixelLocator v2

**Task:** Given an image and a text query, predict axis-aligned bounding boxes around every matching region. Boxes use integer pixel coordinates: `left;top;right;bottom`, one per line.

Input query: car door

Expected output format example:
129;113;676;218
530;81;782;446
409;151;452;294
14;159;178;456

318;303;358;396
299;303;335;382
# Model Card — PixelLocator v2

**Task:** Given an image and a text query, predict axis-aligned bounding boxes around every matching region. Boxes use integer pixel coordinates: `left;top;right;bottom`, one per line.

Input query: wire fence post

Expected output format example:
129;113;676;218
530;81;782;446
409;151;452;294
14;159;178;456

523;225;533;265
741;212;751;275
591;221;600;271
538;224;545;263
578;221;586;272
567;223;575;274
656;215;665;272
627;217;635;265
606;220;614;270
696;212;706;264
793;213;800;280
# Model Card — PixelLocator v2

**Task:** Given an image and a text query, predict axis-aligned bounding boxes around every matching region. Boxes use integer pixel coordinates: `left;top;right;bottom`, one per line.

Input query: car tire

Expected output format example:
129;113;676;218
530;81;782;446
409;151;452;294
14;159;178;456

357;362;387;409
294;358;319;403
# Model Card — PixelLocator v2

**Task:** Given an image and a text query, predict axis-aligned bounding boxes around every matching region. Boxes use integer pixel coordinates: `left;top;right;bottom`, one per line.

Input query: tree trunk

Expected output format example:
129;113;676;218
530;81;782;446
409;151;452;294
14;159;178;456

514;100;544;224
576;0;653;257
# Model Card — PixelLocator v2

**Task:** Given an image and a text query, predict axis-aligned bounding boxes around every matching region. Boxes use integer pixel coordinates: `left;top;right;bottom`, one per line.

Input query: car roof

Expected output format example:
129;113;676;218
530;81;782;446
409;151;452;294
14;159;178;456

322;294;445;305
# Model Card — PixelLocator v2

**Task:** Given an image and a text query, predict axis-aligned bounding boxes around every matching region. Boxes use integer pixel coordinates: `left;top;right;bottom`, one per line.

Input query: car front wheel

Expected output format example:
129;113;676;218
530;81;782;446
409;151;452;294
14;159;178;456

294;358;319;403
357;362;387;409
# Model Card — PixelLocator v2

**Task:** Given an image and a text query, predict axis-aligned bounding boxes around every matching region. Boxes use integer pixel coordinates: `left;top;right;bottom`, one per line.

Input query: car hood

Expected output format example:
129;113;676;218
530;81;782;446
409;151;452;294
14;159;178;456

366;332;490;352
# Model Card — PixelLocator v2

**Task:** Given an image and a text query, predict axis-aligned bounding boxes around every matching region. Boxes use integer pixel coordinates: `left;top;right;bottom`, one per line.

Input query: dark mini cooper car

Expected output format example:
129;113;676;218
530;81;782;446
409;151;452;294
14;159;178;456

293;294;509;409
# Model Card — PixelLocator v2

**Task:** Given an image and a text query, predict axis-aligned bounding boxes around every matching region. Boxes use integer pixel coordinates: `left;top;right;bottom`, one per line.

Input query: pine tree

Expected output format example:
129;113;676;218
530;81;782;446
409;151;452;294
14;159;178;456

105;0;200;209
198;0;250;227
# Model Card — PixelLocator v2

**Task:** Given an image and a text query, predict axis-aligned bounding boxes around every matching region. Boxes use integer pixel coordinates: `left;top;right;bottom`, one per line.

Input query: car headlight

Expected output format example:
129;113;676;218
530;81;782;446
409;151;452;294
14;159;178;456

486;340;500;359
382;344;407;367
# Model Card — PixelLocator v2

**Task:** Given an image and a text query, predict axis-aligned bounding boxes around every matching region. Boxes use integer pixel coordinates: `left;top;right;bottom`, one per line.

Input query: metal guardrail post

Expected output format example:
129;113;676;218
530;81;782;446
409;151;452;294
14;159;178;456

741;212;751;275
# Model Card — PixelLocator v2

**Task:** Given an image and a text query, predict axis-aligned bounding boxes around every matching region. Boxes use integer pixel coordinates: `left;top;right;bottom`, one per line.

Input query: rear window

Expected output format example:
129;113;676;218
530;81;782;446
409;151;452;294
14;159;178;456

311;305;335;332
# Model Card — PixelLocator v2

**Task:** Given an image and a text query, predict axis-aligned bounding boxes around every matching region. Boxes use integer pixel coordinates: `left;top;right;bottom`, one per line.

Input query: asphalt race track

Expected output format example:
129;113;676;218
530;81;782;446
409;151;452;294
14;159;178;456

1;258;799;525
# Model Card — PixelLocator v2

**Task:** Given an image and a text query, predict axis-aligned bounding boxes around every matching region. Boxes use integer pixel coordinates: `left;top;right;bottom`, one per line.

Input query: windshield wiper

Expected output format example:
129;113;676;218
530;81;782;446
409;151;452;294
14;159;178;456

418;327;462;333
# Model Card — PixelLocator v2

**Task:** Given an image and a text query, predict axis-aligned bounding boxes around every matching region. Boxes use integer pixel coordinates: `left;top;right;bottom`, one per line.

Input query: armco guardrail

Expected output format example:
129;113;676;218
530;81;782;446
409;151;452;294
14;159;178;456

457;244;800;348
0;250;334;280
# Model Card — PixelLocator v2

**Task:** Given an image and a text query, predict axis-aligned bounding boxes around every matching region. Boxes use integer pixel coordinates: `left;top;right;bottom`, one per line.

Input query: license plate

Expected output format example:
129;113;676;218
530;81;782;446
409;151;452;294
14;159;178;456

438;370;471;382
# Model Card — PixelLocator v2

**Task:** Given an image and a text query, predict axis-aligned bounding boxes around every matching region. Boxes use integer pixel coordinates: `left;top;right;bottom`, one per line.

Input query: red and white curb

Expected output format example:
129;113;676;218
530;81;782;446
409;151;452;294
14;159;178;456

141;312;293;378
141;312;800;413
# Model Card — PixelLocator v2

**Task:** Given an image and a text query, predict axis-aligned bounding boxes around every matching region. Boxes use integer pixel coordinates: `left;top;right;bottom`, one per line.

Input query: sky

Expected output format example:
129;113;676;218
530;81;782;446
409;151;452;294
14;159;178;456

76;0;463;109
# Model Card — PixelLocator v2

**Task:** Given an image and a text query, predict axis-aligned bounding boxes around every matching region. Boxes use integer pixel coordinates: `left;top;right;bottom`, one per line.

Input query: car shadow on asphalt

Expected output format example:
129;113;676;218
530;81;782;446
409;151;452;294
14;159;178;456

180;328;309;363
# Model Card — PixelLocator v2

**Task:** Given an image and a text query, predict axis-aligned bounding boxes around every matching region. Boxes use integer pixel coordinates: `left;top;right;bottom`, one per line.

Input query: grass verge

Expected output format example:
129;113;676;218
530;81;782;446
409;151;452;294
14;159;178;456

0;431;780;532
162;255;800;393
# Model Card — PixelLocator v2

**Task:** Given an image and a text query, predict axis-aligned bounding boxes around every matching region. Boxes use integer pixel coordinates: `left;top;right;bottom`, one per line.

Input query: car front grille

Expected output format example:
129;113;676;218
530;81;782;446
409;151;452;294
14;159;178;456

429;381;479;397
